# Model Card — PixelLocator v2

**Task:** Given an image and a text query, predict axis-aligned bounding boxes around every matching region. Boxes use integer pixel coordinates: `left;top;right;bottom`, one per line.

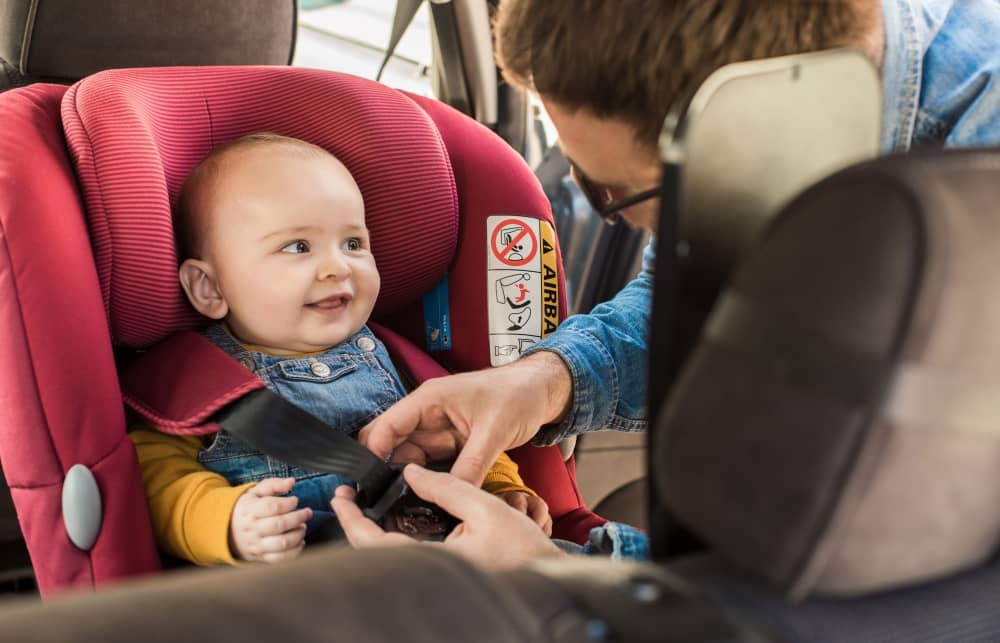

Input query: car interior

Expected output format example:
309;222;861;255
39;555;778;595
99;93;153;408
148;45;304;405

0;1;998;641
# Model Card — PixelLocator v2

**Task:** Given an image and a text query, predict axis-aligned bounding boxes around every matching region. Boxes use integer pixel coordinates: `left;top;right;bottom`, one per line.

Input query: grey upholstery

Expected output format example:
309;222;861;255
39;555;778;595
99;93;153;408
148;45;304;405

592;478;648;531
0;0;295;85
672;554;1000;643
0;545;758;643
0;546;549;642
656;148;1000;599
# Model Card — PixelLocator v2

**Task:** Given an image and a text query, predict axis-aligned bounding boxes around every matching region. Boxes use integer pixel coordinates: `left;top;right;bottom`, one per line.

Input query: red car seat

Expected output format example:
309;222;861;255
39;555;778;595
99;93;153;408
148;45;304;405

0;66;605;596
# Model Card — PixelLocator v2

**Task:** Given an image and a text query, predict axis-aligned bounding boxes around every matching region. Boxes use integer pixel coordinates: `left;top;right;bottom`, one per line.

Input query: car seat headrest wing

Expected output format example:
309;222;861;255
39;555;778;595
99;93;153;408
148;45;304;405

1;0;295;83
61;66;458;348
656;148;1000;599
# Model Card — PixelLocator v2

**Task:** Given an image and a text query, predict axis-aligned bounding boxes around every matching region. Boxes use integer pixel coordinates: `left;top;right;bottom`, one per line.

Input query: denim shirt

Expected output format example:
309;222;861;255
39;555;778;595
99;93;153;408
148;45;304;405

197;323;407;529
881;0;1000;153
528;0;1000;447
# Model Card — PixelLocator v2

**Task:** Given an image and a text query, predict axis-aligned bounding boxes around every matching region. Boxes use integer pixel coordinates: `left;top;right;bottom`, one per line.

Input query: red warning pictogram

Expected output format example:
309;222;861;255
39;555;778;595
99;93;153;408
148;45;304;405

490;218;538;267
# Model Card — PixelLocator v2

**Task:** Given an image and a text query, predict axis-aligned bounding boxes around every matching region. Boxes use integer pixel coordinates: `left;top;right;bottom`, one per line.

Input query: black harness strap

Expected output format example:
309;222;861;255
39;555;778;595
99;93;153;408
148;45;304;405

213;388;399;510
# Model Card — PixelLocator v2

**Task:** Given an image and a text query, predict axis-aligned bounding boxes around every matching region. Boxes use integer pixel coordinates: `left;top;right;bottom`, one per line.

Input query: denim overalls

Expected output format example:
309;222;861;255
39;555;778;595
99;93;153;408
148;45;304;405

197;323;408;535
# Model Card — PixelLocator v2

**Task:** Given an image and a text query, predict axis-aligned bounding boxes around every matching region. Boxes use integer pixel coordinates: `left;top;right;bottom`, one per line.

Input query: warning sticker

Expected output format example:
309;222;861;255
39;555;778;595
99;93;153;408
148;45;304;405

489;218;539;269
487;216;559;366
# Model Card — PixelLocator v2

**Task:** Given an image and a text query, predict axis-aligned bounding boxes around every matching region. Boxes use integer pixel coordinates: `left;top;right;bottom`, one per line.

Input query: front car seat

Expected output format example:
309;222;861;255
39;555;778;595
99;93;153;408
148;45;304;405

0;0;295;90
657;145;1000;638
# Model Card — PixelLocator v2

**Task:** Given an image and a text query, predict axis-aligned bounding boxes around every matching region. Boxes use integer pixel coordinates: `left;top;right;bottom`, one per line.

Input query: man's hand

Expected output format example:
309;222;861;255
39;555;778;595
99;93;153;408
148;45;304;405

359;352;573;485
229;477;313;563
498;491;552;536
331;465;567;570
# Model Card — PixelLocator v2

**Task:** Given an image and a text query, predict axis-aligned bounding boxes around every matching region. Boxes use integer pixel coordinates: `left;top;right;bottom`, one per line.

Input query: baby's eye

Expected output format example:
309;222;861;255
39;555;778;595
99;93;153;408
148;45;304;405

280;240;310;254
344;238;363;252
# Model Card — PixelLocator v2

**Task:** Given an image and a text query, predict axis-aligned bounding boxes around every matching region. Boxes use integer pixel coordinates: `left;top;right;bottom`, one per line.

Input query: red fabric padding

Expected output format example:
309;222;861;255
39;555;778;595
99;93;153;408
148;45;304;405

120;332;266;436
61;66;459;349
509;445;608;539
370;321;449;383
390;95;597;542
0;84;160;595
379;93;570;372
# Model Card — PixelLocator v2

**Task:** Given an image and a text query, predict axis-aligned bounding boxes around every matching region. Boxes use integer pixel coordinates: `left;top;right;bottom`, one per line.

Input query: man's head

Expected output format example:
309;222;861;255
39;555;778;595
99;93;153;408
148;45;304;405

176;133;379;355
495;0;883;230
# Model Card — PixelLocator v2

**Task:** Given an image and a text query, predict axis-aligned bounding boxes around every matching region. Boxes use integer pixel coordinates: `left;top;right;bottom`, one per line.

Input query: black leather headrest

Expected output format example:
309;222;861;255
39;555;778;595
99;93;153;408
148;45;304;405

655;147;1000;600
0;0;295;82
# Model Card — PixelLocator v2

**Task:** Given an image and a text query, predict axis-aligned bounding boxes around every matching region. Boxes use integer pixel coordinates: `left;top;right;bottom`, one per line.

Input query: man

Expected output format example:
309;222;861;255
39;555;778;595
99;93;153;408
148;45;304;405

333;0;1000;567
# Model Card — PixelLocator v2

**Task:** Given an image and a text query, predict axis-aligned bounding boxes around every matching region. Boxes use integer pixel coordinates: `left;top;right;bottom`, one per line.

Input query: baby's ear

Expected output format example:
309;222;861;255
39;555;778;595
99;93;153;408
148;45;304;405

178;259;228;320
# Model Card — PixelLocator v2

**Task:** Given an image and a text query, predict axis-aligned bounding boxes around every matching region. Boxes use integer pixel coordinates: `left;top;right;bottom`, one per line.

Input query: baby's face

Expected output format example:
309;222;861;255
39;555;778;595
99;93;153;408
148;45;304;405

196;146;379;355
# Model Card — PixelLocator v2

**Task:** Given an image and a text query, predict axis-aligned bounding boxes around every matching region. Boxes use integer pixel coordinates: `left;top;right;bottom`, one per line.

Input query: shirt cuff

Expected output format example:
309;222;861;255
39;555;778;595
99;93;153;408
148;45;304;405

582;522;650;560
522;329;618;445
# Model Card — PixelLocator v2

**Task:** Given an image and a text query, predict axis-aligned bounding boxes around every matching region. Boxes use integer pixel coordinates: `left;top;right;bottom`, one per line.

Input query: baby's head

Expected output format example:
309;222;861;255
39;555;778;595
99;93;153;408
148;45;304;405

175;133;379;355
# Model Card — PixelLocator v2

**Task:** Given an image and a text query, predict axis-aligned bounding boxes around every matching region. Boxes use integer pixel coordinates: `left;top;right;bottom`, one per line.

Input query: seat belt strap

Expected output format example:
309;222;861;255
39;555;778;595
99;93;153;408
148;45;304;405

377;0;425;81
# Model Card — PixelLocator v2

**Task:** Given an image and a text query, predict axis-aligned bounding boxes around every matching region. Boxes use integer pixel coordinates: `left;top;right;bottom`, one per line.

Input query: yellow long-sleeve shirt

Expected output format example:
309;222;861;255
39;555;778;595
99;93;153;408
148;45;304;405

130;427;533;566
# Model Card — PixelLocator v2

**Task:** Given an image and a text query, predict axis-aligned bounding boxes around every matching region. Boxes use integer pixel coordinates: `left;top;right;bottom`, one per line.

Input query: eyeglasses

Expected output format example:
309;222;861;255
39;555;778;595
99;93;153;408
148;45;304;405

568;159;661;225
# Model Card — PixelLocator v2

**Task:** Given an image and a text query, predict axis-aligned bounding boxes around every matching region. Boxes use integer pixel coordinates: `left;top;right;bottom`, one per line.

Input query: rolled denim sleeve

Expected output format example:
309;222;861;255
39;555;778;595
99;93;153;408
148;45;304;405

525;240;655;444
582;522;650;560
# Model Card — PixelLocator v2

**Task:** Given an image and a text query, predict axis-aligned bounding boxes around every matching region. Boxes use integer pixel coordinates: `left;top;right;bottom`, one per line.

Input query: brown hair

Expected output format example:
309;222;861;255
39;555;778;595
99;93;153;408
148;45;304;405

174;133;330;260
495;0;879;150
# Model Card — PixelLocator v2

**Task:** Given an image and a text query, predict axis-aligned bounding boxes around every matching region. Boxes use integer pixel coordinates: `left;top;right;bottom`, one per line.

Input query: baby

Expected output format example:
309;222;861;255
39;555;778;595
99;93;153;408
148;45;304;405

132;133;550;565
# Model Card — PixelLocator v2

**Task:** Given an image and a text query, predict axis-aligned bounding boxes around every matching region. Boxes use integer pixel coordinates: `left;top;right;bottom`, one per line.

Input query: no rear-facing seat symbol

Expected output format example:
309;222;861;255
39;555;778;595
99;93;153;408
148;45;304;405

490;218;538;268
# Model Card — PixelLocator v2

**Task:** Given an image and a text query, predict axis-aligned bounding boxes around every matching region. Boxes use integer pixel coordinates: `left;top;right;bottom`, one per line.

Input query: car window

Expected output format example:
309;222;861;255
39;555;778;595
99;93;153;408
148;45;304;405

292;0;433;96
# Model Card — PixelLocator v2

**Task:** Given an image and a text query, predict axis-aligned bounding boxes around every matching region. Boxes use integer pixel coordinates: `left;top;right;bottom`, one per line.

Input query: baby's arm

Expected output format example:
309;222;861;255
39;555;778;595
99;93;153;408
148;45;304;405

129;427;309;564
480;453;552;536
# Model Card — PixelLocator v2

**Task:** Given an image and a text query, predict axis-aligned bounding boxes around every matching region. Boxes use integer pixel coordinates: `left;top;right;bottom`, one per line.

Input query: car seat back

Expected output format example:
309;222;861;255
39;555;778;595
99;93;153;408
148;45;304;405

657;146;1000;599
0;0;295;89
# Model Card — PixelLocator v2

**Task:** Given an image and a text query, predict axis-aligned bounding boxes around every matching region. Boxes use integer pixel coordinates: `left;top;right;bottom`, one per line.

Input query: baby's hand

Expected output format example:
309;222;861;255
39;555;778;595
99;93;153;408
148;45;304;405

230;477;313;563
497;491;552;536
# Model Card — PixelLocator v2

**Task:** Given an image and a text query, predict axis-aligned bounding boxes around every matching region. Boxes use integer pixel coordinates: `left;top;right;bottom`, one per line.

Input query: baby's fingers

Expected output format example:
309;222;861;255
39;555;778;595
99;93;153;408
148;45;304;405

256;525;307;563
256;507;313;538
501;492;529;514
252;494;301;519
250;477;296;497
529;499;553;537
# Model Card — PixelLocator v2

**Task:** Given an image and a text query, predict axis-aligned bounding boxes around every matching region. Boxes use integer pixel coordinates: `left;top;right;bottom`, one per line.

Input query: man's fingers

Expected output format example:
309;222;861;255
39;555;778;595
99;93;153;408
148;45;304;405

389;442;428;466
403;465;503;525
331;486;419;549
250;477;296;497
359;400;422;459
330;490;393;547
449;428;507;485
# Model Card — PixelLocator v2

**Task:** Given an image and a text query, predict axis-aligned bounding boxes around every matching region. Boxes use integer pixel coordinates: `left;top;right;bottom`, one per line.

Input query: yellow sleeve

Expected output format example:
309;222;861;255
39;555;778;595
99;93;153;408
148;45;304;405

481;452;537;497
129;427;254;566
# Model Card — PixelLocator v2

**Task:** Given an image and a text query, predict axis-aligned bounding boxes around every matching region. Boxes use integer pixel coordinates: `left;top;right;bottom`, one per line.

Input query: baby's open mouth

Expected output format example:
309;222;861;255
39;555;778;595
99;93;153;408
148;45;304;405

306;294;352;311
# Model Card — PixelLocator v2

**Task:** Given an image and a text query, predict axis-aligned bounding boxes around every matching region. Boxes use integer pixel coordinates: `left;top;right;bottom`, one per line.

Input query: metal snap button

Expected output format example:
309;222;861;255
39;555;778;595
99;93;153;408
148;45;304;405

356;337;377;352
311;361;332;377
